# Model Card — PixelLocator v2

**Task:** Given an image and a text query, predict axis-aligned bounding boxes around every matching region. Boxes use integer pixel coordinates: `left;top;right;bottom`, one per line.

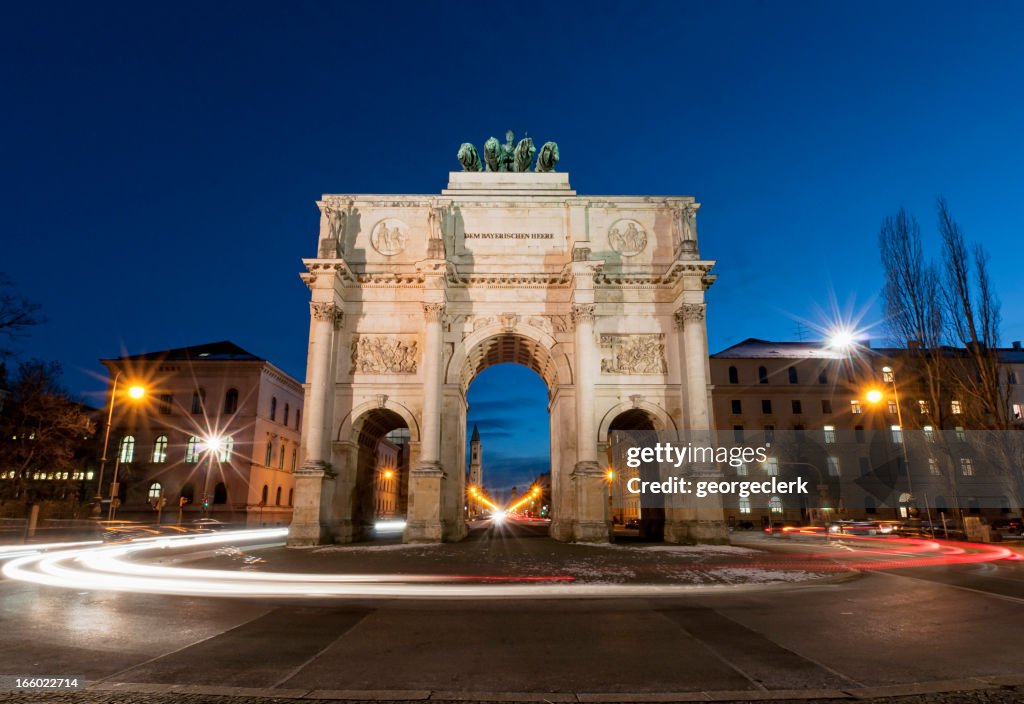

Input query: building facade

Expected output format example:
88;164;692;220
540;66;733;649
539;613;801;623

100;341;303;526
289;157;724;546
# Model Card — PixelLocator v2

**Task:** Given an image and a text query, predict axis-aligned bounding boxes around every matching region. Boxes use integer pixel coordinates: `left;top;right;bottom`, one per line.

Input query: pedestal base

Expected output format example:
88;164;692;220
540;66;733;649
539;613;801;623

287;521;334;547
404;462;444;544
572;461;610;543
664;519;730;545
549;518;574;542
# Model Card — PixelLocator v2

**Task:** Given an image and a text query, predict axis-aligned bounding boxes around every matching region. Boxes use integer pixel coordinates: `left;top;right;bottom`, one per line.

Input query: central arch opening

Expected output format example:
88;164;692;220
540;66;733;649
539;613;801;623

456;331;564;536
351;408;410;539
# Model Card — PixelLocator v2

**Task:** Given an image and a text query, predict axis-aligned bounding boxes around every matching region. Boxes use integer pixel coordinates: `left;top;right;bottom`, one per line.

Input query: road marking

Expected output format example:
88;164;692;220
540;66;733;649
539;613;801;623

869;568;1024;605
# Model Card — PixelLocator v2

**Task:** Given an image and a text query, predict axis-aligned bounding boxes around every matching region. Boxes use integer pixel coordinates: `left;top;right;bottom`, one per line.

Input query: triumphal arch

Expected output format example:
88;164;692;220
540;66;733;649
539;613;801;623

288;133;726;545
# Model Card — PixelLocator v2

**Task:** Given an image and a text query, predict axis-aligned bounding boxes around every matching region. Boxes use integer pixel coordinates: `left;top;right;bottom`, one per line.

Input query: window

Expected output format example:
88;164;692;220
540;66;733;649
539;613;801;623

1012;404;1023;420
265;437;274;466
738;497;751;514
191;389;205;414
728;366;739;384
147;482;162;502
278;441;286;469
851;400;863;414
291;447;297;471
185;436;200;463
918;400;929;415
270;397;277;422
758;366;768;384
769;496;783;513
731;399;742;414
1009;372;1019;385
882;368;894;383
855;425;865;443
960;457;975;476
955;426;966;442
219;436;233;462
296;408;301;429
821;399;832;414
224;388;238;414
827;456;840;476
275;486;282;506
284;403;290;426
891;425;903;444
118;435;135;463
761;399;772;414
859;457;870;476
763;425;775;443
792;400;802;414
288;488;294;506
818;370;828;385
736;462;748;476
924;425;935;442
951;400;963;415
788;367;798;384
261;484;269;505
733;425;744;443
824;425;836;444
929;458;940;475
887;400;898;415
764;457;779;476
151;435;168;463
213;482;228;504
158;393;173;415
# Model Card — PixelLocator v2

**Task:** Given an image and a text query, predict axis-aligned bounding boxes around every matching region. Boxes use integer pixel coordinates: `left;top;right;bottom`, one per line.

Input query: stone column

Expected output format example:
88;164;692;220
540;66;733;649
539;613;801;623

666;302;729;544
570;302;608;542
288;300;341;546
405;302;445;543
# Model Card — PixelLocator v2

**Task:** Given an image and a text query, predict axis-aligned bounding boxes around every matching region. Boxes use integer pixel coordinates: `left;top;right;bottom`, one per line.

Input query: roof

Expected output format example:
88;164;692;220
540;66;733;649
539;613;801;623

103;341;264;363
471;424;480;442
711;338;845;360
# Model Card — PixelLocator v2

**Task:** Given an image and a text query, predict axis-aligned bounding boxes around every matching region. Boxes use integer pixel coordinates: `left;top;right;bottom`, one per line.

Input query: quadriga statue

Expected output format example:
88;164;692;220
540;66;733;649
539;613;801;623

536;141;559;172
457;143;482;171
483;137;502;172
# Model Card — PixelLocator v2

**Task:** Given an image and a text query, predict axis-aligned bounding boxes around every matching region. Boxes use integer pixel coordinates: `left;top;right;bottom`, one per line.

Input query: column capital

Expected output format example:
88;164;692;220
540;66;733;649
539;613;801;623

570;303;596;327
674;303;706;329
310;301;343;328
423;302;446;322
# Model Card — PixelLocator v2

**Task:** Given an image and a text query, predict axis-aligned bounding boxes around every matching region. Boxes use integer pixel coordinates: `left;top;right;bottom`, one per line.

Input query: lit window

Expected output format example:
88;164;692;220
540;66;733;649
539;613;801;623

850;400;862;414
928;458;940;475
739;497;751;514
827;456;840;476
219;436;233;462
960;457;975;476
1012;404;1023;420
824;425;836;443
918;400;929;414
951;400;962;415
923;425;935;442
152;435;168;463
118;435;135;463
769;496;783;513
764;457;779;476
86;471;94;480
887;400;898;414
891;425;903;444
148;482;162;502
185;436;200;463
955;426;966;442
735;462;748;476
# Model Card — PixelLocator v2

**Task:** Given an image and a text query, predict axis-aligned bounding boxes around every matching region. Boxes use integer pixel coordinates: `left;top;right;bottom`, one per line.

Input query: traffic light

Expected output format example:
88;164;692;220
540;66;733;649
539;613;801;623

202;496;209;508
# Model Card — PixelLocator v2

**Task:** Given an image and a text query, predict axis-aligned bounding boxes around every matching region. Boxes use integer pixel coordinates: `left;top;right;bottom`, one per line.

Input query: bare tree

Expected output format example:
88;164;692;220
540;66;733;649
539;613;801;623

0;274;42;354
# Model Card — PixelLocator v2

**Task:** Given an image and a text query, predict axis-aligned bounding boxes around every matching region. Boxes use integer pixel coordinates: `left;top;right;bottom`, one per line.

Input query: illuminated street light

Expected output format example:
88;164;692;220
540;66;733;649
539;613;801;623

383;469;395;480
96;372;147;518
127;385;146;400
828;328;855;351
865;388;884;404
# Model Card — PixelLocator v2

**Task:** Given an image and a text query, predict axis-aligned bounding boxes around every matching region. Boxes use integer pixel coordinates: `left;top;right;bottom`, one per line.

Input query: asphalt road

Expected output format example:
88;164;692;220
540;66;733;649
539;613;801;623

1;521;1023;702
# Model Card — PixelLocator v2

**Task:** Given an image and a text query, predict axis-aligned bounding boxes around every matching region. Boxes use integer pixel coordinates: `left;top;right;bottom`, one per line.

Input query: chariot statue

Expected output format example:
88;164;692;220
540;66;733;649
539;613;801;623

456;130;559;173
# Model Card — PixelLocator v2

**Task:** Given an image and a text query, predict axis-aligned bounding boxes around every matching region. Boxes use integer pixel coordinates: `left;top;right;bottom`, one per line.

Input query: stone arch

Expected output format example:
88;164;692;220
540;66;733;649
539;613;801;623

344;406;413;537
598;399;677;441
447;323;572;395
335;397;421;444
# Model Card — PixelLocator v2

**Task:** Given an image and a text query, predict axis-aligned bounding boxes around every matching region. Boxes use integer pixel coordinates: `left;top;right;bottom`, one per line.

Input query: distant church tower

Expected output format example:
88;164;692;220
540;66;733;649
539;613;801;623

467;424;483;489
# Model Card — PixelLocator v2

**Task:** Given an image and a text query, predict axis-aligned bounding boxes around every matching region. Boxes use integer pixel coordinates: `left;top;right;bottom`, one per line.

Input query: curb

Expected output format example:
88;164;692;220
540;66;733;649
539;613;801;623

79;675;1024;701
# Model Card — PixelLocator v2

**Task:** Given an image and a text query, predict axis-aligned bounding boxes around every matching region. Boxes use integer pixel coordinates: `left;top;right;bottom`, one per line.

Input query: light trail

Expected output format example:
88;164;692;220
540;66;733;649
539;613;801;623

1;528;1015;600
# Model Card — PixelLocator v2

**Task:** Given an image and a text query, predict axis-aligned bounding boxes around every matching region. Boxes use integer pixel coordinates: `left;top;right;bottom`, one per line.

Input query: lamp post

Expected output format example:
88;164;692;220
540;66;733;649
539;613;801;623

95;372;145;518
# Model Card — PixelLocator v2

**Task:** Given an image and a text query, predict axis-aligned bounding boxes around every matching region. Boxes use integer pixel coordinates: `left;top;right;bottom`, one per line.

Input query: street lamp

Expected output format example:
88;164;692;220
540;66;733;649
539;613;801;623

95;372;146;518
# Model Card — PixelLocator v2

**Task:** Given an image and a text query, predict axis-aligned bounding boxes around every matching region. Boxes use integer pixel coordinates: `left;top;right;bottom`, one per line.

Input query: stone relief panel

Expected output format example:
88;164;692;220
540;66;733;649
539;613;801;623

607;219;648;257
351;335;419;374
600;334;667;375
370;218;408;256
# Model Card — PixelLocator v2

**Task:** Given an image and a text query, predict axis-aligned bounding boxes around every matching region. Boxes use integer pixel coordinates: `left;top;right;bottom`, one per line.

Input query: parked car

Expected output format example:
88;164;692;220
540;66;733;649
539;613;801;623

624;518;640;530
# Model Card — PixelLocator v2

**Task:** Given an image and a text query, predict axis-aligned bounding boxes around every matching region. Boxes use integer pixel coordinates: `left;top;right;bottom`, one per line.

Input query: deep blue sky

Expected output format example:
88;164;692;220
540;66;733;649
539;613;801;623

3;1;1023;490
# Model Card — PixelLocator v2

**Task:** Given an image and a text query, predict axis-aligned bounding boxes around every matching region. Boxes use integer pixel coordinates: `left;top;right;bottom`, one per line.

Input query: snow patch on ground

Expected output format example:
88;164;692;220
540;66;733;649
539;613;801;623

583;543;759;555
312;543;440;553
710;568;820;583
